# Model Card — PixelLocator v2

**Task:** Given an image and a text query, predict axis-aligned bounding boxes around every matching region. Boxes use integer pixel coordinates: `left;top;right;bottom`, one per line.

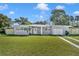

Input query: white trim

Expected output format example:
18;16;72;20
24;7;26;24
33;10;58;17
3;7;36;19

58;36;79;48
41;26;43;35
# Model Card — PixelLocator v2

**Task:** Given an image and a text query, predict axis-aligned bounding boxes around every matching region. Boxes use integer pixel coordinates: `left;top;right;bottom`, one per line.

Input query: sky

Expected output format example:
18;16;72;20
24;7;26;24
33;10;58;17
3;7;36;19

0;3;79;22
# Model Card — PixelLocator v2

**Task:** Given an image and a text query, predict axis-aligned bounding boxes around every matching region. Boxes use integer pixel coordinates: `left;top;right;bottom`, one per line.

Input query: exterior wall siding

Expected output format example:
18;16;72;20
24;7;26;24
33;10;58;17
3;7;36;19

5;25;71;35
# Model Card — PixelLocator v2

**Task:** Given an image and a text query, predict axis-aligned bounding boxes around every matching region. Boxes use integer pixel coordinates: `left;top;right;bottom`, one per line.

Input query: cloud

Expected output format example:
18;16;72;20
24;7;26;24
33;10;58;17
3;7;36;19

40;15;43;18
38;15;45;21
35;3;50;11
55;5;64;10
0;4;8;10
34;15;43;18
9;11;15;15
73;11;79;16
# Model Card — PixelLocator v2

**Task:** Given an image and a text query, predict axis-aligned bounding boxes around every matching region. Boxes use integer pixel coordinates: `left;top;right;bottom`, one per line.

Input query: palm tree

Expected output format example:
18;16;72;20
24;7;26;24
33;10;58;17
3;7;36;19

20;17;28;25
14;17;32;25
15;18;21;24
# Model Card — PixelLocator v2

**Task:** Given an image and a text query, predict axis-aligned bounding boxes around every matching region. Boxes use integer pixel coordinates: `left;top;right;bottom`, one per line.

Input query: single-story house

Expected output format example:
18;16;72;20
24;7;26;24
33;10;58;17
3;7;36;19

5;24;72;35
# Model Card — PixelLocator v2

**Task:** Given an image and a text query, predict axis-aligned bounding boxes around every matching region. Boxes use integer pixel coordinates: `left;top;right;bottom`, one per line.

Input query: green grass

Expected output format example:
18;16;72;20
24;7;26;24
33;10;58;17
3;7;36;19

0;35;79;56
71;36;79;40
64;36;79;45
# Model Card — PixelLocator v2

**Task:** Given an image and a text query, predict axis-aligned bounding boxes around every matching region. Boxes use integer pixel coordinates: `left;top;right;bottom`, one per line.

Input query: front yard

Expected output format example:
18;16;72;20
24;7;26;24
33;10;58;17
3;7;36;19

71;36;79;39
0;35;79;56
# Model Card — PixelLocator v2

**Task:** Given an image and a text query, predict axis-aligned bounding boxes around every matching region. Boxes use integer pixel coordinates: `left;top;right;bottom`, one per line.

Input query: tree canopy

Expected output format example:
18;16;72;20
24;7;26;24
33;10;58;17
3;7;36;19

51;9;69;25
14;17;32;25
0;14;12;33
34;21;48;25
0;14;11;28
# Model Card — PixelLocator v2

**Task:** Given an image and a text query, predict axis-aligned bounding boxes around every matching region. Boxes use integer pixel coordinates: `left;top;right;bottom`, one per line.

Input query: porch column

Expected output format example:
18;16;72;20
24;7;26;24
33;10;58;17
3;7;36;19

41;26;43;35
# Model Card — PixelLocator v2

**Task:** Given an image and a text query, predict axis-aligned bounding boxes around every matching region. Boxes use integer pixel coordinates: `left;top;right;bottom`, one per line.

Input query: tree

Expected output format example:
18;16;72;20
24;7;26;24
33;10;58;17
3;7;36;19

51;9;69;25
14;17;32;25
0;14;11;28
69;16;74;26
75;16;79;27
20;17;27;24
15;18;21;24
75;16;79;21
69;16;74;21
0;14;11;33
8;18;12;26
34;21;48;25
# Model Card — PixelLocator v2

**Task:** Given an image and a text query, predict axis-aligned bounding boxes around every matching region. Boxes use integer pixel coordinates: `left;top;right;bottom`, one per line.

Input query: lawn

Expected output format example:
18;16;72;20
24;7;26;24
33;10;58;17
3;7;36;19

71;36;79;40
64;36;79;45
0;35;79;56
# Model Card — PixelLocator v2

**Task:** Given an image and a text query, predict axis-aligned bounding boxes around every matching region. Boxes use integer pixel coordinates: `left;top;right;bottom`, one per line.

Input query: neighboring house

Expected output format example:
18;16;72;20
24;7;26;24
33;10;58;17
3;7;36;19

5;24;72;35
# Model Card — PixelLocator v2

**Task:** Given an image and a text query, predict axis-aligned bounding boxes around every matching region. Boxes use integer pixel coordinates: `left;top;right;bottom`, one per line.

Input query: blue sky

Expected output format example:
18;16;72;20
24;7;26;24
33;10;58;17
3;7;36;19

0;3;79;22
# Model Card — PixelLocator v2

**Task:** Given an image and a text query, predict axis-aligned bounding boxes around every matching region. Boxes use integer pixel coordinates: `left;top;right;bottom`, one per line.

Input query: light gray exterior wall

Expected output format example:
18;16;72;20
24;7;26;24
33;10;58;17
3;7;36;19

5;25;71;35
